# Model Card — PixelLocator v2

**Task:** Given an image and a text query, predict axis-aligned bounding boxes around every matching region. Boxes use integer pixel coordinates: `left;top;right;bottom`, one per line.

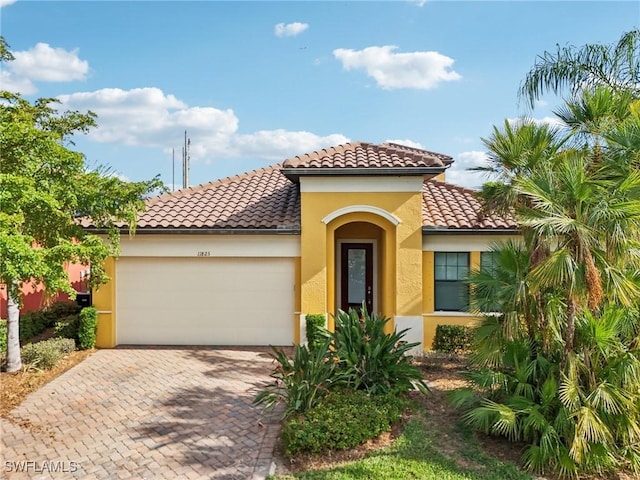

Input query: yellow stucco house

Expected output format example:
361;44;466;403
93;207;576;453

89;142;517;351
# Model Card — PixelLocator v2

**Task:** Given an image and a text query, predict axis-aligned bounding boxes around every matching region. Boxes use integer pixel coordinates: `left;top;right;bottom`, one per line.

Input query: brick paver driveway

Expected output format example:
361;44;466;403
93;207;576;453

1;347;283;480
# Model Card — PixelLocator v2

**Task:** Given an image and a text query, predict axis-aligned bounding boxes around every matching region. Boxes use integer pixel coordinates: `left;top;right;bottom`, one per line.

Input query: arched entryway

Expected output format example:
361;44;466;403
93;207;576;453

335;222;382;313
323;208;397;331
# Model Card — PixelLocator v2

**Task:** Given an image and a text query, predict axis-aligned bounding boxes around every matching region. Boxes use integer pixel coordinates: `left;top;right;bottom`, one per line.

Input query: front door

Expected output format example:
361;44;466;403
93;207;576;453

340;243;374;313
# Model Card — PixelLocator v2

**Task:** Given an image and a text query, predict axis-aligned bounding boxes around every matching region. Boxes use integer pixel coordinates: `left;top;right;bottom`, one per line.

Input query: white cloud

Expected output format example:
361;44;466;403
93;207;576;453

385;139;425;149
12;43;89;82
0;0;17;7
0;69;36;94
274;22;309;38
507;116;564;128
233;130;349;161
2;42;89;94
333;45;461;90
382;141;489;188
58;87;349;163
59;88;237;151
445;151;490;189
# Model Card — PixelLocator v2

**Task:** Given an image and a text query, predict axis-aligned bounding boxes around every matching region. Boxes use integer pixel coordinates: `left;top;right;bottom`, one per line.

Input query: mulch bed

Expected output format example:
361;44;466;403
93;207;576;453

0;348;94;418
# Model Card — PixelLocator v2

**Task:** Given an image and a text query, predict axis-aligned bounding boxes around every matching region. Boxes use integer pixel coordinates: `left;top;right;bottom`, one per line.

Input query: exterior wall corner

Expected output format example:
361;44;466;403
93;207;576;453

93;257;116;348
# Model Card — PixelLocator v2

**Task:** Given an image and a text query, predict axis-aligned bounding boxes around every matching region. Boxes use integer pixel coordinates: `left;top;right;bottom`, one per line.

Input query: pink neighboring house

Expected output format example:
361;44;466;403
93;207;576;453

0;263;88;318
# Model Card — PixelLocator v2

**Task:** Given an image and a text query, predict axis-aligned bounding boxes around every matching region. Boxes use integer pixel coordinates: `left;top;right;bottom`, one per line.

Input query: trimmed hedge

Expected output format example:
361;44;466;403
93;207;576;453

54;315;80;341
19;310;49;343
18;300;81;344
21;337;76;369
0;319;6;353
432;324;476;354
305;313;326;352
43;301;81;322
281;389;406;456
77;307;98;350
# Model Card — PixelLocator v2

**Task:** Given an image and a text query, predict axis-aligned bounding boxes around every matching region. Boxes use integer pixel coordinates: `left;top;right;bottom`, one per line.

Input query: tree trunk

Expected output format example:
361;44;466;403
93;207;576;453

563;298;577;363
6;287;22;372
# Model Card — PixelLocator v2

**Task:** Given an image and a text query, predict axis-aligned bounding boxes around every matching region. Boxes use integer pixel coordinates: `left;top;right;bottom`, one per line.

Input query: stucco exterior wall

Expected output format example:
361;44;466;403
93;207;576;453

93;256;116;348
421;236;521;350
116;234;301;257
299;182;424;334
92;213;520;351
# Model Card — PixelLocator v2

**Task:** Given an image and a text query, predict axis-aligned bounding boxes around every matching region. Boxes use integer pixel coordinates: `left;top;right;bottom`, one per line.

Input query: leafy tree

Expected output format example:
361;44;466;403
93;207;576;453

0;38;163;372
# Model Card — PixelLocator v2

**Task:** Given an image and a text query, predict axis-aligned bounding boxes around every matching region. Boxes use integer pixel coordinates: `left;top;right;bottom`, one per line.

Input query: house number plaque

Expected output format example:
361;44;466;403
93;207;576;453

196;251;211;257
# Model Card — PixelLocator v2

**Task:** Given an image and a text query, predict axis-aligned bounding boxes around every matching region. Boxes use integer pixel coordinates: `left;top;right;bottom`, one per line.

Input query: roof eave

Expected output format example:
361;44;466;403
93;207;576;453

83;227;301;235
422;226;520;235
281;166;447;183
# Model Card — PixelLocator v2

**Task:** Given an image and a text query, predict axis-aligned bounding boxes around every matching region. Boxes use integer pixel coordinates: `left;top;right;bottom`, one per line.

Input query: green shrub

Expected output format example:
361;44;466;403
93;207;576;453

452;301;640;477
255;303;428;419
432;324;475;354
19;310;49;343
282;388;406;456
254;340;344;418
332;305;428;395
21;337;76;369
0;319;6;353
43;301;80;326
14;301;82;345
305;313;326;352
77;307;98;350
54;314;80;341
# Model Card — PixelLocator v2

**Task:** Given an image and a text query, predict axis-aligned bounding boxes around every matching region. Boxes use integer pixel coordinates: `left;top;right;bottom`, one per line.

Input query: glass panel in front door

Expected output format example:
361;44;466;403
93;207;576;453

347;249;366;305
341;243;373;313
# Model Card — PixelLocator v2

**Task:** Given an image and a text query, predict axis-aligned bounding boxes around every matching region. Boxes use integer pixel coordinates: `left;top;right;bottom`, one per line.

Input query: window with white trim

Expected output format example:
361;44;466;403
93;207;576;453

434;252;469;311
480;251;499;275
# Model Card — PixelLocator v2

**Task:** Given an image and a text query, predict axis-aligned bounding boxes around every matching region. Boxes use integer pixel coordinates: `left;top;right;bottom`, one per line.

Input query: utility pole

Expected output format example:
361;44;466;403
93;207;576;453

182;130;190;189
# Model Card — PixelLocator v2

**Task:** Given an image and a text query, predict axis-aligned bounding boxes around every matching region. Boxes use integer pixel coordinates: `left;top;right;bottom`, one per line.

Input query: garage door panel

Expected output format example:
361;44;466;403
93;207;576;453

116;257;294;345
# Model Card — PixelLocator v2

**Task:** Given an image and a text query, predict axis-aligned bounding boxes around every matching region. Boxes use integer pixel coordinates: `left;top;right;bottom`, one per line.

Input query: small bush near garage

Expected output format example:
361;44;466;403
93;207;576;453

77;307;98;350
16;301;82;344
21;337;76;369
305;313;326;352
281;388;406;456
43;301;80;324
432;324;476;354
18;310;49;343
0;319;7;353
54;315;80;341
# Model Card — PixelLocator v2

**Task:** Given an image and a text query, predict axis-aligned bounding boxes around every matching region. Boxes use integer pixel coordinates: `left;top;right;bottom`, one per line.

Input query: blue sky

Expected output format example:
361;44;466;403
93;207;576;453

1;1;638;189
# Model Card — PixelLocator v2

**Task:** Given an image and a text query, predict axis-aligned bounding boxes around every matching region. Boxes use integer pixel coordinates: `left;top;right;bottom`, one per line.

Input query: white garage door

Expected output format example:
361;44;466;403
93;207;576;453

116;257;294;345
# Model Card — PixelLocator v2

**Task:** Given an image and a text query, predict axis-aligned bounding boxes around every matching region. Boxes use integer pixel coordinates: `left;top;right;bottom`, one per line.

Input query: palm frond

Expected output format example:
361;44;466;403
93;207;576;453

519;29;640;106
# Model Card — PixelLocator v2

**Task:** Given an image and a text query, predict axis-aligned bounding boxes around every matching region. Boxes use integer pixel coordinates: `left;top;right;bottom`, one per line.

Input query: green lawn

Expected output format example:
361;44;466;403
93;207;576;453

271;417;533;480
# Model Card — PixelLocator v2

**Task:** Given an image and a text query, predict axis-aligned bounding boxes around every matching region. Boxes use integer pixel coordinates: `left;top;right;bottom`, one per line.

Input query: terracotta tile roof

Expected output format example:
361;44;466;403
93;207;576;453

81;144;516;233
422;180;517;231
81;165;300;231
282;141;452;171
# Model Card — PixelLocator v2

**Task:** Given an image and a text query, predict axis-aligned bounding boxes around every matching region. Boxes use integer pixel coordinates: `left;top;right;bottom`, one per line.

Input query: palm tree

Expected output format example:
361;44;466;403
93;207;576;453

515;147;640;357
455;86;640;477
520;29;640;107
